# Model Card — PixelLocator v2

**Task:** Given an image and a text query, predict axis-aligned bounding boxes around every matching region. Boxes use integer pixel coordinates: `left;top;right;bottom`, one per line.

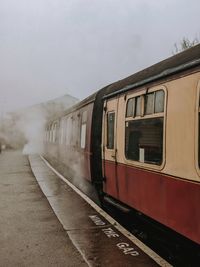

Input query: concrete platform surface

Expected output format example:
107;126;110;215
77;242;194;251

29;154;171;267
0;150;87;267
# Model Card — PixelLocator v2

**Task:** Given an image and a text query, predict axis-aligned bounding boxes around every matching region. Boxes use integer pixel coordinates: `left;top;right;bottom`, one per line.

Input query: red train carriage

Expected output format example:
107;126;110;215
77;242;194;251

44;44;200;246
44;93;101;202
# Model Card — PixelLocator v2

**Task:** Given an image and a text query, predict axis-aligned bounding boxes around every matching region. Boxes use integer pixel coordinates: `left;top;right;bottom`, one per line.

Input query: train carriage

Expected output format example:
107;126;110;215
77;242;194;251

44;44;200;247
101;68;200;245
44;93;101;202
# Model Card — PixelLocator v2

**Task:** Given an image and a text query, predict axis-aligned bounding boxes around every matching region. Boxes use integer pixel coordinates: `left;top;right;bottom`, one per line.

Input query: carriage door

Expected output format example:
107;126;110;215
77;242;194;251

102;97;119;199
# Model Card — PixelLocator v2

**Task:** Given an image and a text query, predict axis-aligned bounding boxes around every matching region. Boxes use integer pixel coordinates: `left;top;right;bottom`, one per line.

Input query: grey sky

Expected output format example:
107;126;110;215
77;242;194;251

0;0;199;112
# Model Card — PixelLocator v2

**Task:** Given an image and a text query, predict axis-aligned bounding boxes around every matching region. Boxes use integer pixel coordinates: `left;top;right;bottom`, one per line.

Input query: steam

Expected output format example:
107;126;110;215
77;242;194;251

20;95;78;155
21;109;46;155
0;94;79;154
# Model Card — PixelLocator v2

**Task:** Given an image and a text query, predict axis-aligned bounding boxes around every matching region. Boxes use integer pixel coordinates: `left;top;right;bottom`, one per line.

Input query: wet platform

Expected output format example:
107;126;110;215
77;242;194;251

0;150;87;266
29;154;171;267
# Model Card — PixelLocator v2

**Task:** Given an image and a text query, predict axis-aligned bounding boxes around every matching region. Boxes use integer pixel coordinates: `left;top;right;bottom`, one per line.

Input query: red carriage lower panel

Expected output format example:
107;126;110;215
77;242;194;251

103;160;118;199
103;160;200;245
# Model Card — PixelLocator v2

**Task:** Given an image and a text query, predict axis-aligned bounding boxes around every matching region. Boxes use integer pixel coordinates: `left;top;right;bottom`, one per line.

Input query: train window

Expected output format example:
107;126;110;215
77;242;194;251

81;124;86;148
55;123;59;143
126;98;135;117
125;89;165;165
52;123;57;143
72;117;77;146
80;111;87;149
45;127;49;142
135;96;142;116
50;124;54;142
66;117;72;145
145;93;154;115
60;119;65;144
126;96;142;118
155;90;164;113
125;118;163;165
56;123;60;143
107;112;115;149
48;126;51;142
48;130;51;142
144;90;164;115
82;110;87;123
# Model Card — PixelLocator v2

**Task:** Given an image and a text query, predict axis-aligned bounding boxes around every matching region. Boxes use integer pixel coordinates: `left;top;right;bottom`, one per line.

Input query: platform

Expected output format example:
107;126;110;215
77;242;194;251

0;150;171;266
0;150;87;266
29;153;171;267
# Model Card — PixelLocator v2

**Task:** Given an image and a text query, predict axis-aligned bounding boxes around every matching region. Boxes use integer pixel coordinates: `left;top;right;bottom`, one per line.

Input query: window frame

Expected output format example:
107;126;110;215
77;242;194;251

51;121;58;143
59;118;65;145
106;111;115;150
65;116;72;146
80;111;87;149
124;86;167;170
50;123;54;143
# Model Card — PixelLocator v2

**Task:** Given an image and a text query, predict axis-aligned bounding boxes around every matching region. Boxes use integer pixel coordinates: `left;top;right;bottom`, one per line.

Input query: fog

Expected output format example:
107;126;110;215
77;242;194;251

21;109;46;155
0;0;200;113
0;94;78;153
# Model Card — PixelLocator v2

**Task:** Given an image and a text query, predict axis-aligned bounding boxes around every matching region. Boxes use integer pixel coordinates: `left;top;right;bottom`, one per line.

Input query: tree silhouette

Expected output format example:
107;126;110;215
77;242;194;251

173;37;199;54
